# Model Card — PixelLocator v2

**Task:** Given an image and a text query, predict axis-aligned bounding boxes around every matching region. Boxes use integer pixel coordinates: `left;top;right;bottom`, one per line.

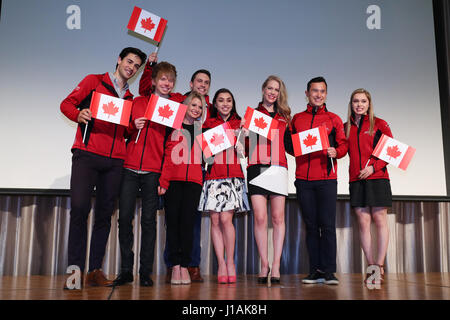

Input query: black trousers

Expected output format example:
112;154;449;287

164;181;202;267
295;179;337;273
68;149;123;272
118;169;159;275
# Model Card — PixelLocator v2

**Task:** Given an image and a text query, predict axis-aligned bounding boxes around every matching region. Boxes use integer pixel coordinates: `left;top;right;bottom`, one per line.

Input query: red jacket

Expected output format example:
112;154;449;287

246;104;290;169
123;93;185;172
60;73;133;160
203;114;245;180
346;115;392;182
138;60;212;117
291;104;347;180
159;123;203;189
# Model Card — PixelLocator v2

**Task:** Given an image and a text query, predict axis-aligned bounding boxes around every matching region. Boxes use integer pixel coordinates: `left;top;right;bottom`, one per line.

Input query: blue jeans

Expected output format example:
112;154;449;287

295;179;337;273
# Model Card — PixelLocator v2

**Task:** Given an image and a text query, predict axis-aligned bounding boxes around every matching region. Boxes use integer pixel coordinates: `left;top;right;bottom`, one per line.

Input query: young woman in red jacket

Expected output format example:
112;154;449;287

240;75;291;284
198;88;250;284
158;92;205;285
345;88;393;284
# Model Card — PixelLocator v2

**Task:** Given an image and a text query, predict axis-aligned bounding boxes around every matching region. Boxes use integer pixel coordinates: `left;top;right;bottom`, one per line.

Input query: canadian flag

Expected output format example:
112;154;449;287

196;122;235;158
127;6;167;43
144;94;187;129
372;134;416;170
89;92;132;126
291;126;330;156
242;107;279;140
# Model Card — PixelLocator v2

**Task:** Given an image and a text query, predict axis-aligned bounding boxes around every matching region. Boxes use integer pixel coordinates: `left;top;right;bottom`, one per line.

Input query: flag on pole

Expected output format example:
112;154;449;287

242;107;279;140
90;92;132;126
291;126;330;156
196;122;235;158
127;6;167;43
372;134;416;170
143;94;187;129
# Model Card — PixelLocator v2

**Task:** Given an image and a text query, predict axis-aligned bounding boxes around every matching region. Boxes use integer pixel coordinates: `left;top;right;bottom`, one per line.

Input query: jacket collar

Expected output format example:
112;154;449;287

306;104;327;114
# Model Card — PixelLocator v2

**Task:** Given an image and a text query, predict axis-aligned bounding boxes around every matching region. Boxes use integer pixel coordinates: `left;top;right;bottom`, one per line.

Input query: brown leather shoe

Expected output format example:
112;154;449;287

165;267;172;284
188;267;204;282
86;269;114;287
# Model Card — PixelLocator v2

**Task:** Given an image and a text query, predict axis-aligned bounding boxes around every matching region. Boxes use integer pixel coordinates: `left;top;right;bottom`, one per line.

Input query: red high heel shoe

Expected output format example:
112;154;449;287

218;276;228;284
228;275;236;283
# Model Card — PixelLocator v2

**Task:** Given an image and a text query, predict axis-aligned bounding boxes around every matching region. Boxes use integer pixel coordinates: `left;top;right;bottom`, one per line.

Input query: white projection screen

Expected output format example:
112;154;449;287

0;0;447;196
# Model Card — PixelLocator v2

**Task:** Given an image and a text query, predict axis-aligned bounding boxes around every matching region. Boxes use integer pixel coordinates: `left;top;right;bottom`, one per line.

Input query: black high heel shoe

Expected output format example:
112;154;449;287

257;267;270;284
270;276;280;284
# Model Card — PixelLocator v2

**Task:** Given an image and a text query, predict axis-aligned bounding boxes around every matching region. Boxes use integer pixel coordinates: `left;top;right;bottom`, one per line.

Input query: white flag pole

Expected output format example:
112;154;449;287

235;128;243;148
83;124;88;144
135;129;141;144
364;159;370;168
330;157;335;173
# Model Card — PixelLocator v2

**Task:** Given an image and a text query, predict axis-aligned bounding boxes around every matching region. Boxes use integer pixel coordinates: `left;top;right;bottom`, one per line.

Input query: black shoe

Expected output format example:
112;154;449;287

270;277;280;284
257;267;270;284
302;271;325;284
112;272;133;286
324;273;339;285
139;274;154;287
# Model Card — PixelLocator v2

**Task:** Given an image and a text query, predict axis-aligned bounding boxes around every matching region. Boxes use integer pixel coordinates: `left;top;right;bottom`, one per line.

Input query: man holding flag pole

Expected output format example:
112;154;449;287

291;77;347;285
60;47;146;289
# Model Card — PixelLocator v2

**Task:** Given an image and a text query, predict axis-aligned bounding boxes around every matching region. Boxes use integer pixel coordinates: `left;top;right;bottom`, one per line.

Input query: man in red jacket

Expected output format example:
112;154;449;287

139;52;211;282
291;77;347;285
61;47;146;289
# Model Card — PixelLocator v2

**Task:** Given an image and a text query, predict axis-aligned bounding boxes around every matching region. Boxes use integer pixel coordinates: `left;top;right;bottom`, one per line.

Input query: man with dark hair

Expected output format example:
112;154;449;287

138;52;211;282
290;76;347;285
60;47;146;289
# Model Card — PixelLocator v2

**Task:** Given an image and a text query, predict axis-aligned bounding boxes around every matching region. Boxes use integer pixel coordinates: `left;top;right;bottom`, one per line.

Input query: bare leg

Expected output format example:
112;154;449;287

355;207;374;265
269;195;286;278
251;195;269;277
220;211;236;277
210;212;227;277
371;207;389;275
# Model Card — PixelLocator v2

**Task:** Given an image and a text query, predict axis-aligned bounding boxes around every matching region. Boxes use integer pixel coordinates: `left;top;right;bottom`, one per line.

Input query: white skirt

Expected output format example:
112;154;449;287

198;177;250;213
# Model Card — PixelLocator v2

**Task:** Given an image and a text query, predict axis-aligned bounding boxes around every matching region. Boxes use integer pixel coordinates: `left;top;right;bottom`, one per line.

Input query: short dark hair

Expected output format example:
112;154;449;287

307;76;327;91
190;69;211;83
115;47;147;70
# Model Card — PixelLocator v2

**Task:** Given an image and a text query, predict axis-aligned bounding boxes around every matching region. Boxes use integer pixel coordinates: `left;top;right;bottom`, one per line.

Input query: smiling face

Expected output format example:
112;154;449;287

152;73;175;97
185;97;203;123
351;92;370;116
215;92;233;120
116;53;142;81
190;73;211;96
305;81;327;108
262;80;280;106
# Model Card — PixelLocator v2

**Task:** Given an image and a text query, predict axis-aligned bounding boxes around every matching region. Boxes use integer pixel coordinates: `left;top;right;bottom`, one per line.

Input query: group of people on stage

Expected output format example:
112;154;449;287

61;47;393;289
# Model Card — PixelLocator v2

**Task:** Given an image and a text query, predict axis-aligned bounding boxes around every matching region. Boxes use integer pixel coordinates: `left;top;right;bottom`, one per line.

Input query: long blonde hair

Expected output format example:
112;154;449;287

261;75;291;123
345;88;375;138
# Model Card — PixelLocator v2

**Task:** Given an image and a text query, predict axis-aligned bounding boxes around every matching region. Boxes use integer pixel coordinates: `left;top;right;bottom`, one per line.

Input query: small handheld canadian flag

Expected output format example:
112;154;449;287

196;122;235;158
242;107;279;140
127;6;167;43
291;126;330;157
144;94;187;128
87;92;132;143
372;134;416;170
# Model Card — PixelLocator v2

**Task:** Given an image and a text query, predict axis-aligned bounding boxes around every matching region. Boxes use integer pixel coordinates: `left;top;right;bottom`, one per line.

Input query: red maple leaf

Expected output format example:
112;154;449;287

210;133;225;147
102;101;119;118
141;17;155;33
303;134;318;148
386;145;402;160
254;117;268;130
158;104;174;120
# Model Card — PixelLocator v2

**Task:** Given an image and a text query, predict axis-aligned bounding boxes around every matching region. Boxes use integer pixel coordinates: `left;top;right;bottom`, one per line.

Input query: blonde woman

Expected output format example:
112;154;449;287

345;88;393;284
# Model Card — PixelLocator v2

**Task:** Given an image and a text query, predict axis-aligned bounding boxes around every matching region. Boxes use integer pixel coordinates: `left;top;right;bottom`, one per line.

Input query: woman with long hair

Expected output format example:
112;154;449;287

198;88;250;283
345;88;393;284
241;75;291;284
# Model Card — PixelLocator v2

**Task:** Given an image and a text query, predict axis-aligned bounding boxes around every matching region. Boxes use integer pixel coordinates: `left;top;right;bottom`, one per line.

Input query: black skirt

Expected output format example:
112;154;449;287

247;164;285;197
349;179;392;208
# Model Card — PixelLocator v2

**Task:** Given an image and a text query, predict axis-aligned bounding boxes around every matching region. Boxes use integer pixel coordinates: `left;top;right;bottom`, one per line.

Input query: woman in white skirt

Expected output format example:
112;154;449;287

198;88;250;284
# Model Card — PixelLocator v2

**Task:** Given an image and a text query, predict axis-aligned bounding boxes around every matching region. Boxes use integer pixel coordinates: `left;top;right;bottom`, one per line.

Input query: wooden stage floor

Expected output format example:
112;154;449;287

1;273;450;300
